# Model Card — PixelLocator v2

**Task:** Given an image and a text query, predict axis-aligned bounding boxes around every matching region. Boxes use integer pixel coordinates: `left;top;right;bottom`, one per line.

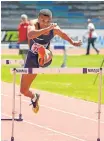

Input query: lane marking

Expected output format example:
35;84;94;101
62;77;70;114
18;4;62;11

1;94;104;123
2;113;88;141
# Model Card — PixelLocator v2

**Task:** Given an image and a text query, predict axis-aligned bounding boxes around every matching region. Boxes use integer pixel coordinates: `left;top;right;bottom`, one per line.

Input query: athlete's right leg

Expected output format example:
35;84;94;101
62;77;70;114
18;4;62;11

20;74;37;99
20;50;40;113
20;74;40;113
21;51;39;98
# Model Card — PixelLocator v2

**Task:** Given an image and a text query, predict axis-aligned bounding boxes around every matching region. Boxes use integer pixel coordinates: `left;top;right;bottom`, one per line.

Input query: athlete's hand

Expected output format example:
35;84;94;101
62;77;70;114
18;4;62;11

47;23;57;31
73;40;82;47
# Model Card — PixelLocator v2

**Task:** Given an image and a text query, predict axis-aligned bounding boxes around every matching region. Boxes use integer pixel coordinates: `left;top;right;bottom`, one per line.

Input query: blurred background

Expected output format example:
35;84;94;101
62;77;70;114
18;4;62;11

1;1;104;29
1;1;104;62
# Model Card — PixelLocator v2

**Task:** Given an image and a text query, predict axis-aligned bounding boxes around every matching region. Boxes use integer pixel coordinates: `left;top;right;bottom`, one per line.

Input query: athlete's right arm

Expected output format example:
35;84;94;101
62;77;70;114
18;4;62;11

27;24;57;39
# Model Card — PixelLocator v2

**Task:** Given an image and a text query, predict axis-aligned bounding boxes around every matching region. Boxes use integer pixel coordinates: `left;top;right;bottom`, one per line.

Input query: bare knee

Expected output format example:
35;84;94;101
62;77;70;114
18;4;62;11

20;87;28;96
20;87;34;99
20;74;36;97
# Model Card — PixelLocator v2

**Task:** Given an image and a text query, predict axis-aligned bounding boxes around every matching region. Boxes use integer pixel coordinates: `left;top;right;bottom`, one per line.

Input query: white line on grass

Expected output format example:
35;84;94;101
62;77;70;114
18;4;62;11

2;82;102;105
36;81;72;86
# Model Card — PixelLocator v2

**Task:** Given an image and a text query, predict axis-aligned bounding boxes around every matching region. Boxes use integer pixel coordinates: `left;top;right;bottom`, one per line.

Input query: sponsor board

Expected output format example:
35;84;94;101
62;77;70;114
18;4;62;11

87;68;100;73
83;68;104;74
11;68;28;74
1;30;104;49
1;31;18;42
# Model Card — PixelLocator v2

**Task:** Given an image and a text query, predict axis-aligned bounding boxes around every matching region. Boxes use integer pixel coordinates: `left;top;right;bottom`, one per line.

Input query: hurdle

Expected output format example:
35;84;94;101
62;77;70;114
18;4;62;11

1;59;23;122
54;45;67;68
9;67;104;141
1;58;104;141
93;58;104;85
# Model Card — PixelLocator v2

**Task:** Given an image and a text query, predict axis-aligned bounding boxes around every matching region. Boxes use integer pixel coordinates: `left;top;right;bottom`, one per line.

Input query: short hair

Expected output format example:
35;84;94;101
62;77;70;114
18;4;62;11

88;19;91;22
39;9;52;18
21;14;28;19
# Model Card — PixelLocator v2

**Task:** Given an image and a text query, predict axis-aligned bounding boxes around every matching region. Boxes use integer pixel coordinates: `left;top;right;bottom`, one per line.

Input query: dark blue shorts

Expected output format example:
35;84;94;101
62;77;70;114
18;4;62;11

24;50;52;68
24;51;39;68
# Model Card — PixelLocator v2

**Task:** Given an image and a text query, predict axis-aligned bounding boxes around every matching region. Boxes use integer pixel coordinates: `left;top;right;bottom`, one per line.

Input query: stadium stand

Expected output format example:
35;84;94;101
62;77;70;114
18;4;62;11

1;1;104;30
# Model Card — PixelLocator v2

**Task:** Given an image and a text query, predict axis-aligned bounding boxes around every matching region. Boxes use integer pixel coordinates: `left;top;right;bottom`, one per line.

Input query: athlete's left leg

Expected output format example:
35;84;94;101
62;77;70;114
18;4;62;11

38;46;45;66
38;47;53;67
44;49;53;64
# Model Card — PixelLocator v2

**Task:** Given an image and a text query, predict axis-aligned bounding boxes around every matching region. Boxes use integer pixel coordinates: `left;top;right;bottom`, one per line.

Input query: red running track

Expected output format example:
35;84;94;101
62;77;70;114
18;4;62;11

1;82;104;141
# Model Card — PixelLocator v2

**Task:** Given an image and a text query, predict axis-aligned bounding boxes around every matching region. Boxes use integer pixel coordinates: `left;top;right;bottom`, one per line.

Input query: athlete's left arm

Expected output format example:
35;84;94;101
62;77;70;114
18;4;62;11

54;26;82;47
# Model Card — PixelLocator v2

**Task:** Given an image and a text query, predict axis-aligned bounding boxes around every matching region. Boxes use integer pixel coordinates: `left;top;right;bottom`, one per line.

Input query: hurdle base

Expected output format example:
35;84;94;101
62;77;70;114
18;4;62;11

61;63;67;68
11;136;14;141
97;138;100;141
1;114;23;121
1;118;23;121
17;114;23;121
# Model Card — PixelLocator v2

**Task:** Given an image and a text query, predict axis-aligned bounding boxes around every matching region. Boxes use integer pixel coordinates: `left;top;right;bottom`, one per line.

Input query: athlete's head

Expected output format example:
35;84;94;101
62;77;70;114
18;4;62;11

38;9;52;28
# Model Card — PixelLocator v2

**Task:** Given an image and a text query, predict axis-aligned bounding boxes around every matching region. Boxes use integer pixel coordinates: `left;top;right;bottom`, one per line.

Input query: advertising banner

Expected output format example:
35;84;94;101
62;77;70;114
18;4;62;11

1;29;104;49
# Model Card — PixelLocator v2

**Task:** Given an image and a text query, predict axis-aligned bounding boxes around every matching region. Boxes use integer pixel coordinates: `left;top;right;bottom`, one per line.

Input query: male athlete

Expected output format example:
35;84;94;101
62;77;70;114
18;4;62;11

20;9;82;113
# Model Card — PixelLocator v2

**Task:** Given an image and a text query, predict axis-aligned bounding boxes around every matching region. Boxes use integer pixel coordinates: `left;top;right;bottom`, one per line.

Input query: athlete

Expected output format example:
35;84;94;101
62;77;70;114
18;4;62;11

20;9;82;113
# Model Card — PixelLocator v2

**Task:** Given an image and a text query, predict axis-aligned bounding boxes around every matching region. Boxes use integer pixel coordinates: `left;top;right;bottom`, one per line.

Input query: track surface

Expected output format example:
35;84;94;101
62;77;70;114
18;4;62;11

1;82;104;141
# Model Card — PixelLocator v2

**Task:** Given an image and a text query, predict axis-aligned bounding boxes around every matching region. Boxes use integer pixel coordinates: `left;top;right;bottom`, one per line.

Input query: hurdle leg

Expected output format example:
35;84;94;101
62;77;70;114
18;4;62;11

11;68;16;141
16;93;23;121
97;68;103;141
1;60;23;121
1;94;23;121
61;46;67;68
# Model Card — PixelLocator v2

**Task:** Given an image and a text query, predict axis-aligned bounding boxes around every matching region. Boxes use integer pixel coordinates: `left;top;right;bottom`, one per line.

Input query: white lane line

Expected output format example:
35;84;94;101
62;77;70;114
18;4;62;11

1;94;104;123
2;113;88;141
36;81;72;86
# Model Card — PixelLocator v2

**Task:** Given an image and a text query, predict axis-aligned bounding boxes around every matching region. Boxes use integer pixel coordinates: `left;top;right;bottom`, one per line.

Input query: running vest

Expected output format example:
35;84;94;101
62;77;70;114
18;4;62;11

29;23;54;51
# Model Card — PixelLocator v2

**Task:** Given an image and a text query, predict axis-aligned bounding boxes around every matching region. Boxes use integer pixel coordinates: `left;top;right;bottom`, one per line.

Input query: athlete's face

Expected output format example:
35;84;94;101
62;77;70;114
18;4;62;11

38;14;52;28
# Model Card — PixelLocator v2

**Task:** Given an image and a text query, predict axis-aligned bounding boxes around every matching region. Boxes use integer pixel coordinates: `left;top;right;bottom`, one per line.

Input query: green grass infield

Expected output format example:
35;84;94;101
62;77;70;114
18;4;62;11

1;54;104;103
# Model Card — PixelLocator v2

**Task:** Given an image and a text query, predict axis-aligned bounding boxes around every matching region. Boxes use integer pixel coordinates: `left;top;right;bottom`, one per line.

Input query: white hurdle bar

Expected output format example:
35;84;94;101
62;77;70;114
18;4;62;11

10;67;104;141
11;67;104;74
1;59;104;74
